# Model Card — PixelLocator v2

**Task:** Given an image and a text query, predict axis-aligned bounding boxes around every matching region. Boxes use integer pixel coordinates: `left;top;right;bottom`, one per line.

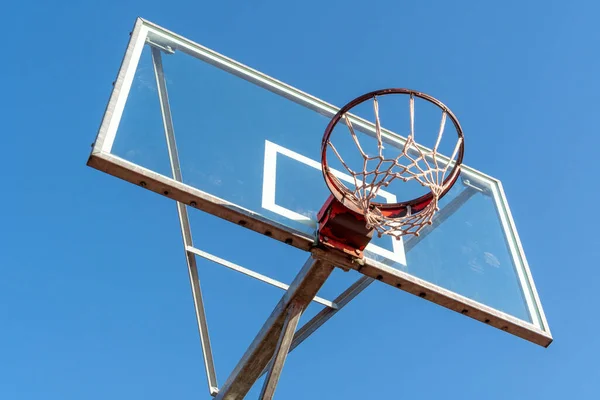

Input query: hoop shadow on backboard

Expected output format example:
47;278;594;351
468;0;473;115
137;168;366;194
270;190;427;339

87;18;552;400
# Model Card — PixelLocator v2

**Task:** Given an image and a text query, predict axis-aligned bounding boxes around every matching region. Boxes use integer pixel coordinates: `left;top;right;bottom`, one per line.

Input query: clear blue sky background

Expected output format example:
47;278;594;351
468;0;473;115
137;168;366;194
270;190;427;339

1;1;598;399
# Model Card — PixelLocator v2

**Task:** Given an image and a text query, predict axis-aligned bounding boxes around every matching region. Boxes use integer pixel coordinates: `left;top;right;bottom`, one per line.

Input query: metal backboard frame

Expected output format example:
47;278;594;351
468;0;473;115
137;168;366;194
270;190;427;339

88;17;552;398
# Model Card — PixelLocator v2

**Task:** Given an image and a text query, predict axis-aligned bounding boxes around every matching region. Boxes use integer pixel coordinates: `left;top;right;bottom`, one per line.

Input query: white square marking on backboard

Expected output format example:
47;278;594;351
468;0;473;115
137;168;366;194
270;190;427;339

262;140;406;265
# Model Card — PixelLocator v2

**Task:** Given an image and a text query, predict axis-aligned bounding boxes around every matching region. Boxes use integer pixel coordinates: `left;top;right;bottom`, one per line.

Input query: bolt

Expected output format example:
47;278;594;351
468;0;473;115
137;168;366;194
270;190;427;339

354;249;361;255
322;236;329;242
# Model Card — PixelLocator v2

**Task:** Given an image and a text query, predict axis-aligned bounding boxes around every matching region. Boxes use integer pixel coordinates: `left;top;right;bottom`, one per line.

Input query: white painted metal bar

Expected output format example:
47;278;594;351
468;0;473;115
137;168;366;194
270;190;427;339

92;19;148;155
258;300;303;400
490;180;546;330
151;46;219;395
496;180;551;334
186;246;337;309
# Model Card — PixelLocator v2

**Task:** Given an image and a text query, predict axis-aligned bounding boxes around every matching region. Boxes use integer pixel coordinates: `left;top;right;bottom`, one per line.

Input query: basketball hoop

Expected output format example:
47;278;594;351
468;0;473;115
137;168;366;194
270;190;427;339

318;88;465;256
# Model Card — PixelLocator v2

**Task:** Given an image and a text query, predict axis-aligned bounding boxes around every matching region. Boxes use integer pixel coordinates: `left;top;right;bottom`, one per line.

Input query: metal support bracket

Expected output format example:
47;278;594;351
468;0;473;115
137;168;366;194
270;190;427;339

258;300;303;400
151;46;218;396
146;38;175;54
215;256;335;400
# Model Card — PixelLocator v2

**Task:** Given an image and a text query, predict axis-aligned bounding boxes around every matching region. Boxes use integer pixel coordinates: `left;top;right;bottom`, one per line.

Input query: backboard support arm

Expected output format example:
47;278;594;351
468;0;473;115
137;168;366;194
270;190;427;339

214;256;335;400
151;45;219;396
258;300;304;400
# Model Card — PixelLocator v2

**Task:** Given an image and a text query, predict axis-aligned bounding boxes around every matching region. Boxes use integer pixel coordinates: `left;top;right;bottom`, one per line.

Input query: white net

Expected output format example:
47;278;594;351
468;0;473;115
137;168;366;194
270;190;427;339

326;94;464;239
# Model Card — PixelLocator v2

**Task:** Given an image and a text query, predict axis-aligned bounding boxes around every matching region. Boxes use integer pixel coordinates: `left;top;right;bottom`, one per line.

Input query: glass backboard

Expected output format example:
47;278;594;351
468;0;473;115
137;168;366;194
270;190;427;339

88;19;551;347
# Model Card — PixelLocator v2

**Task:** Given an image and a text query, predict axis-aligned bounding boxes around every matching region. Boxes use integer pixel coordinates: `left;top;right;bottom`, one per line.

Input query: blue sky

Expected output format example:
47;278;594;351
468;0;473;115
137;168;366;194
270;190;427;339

2;1;599;399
